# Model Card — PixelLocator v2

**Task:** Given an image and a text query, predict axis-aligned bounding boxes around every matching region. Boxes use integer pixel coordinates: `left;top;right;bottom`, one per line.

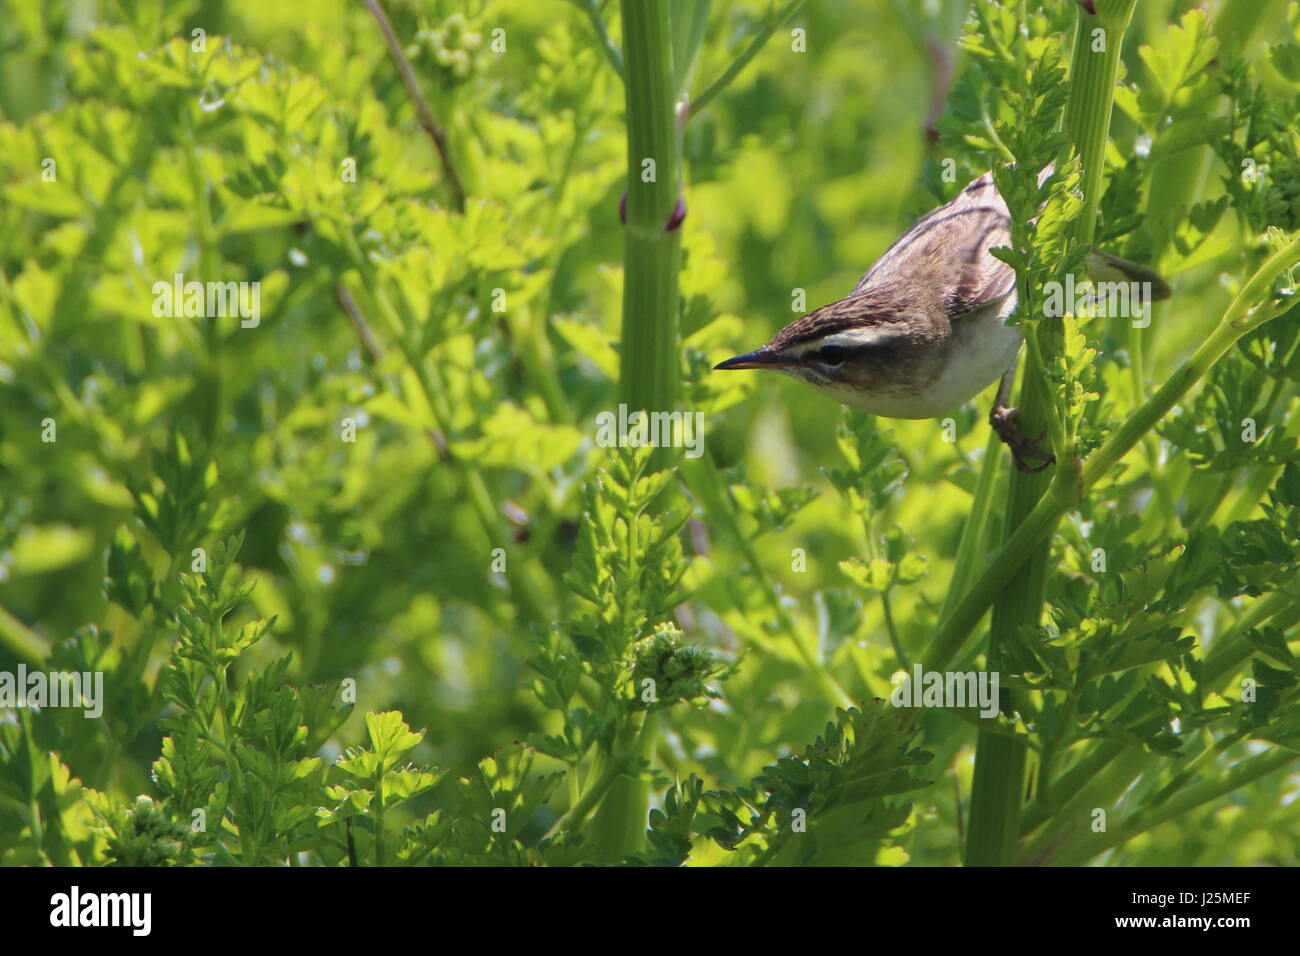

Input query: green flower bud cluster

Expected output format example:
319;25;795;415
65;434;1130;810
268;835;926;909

104;796;195;867
409;12;484;85
630;623;726;708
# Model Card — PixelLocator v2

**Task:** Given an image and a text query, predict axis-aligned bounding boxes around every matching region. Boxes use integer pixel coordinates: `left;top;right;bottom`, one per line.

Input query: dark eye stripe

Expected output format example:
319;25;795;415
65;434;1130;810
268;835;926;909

817;344;852;365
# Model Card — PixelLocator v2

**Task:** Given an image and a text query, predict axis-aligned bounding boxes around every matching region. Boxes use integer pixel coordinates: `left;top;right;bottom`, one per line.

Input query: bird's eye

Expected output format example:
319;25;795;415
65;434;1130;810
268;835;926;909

816;344;851;367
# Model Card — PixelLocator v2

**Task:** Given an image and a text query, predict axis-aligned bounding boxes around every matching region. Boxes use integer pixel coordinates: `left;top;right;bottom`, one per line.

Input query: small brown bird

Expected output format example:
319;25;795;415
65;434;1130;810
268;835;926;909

716;170;1170;471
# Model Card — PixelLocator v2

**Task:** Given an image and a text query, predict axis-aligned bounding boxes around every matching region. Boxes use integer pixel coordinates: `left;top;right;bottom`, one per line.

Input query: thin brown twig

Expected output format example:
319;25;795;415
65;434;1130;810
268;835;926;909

336;282;452;462
361;0;467;212
336;284;386;363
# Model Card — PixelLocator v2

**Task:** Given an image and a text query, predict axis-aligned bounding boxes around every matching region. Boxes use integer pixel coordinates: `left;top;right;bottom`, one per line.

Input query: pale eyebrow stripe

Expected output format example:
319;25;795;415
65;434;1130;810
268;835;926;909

792;328;901;354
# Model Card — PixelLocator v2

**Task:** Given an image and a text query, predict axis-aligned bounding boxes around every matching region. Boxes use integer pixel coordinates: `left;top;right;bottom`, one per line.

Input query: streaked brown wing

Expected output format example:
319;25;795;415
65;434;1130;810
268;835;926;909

851;172;1015;319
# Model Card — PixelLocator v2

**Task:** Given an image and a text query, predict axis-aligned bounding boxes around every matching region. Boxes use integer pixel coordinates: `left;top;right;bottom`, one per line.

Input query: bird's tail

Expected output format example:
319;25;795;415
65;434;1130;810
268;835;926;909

1087;246;1172;301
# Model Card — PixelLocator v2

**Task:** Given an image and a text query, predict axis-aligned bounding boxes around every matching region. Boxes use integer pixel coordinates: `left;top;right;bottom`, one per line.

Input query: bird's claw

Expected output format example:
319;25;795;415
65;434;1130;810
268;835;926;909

989;404;1056;474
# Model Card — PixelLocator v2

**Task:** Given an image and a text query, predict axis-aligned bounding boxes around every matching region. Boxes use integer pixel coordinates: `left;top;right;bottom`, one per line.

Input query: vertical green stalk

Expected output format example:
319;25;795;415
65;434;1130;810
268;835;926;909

939;428;1004;624
961;373;1048;866
214;664;257;864
588;1;684;861
1065;1;1135;248
373;769;386;866
618;0;681;417
923;240;1300;679
590;711;657;862
963;0;1136;867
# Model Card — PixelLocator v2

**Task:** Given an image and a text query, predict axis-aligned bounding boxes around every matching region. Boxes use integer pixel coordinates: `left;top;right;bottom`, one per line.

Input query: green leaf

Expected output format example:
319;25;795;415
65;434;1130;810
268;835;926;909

364;711;425;770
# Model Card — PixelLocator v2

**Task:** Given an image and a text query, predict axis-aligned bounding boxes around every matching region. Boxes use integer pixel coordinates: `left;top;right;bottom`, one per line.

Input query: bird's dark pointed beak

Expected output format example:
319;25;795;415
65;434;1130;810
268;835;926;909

714;348;786;371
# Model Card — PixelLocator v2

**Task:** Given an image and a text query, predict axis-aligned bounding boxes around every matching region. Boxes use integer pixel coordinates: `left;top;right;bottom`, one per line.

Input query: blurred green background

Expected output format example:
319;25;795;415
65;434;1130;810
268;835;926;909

1;0;1297;865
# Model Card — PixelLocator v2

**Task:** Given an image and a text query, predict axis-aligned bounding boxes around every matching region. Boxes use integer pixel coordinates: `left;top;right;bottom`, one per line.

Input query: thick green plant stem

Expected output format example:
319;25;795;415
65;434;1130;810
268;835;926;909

963;718;1029;866
963;374;1048;866
963;0;1137;867
591;712;657;862
544;715;656;841
590;0;684;862
1065;0;1135;248
618;0;682;417
938;428;1003;625
928;234;1300;674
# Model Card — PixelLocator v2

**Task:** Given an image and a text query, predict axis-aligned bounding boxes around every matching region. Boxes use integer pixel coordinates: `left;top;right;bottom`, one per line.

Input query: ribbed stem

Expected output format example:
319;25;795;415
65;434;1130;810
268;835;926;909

591;712;657;862
927;234;1300;678
1064;0;1135;247
963;0;1137;867
618;0;681;416
938;428;1004;625
589;0;683;862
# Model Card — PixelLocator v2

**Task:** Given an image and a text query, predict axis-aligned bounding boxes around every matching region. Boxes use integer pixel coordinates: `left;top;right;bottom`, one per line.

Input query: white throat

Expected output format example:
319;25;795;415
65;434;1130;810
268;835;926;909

820;295;1022;420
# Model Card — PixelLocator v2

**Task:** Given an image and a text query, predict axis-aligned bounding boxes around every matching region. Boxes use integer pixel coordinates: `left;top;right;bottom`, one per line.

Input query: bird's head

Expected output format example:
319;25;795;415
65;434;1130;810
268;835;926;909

714;290;941;405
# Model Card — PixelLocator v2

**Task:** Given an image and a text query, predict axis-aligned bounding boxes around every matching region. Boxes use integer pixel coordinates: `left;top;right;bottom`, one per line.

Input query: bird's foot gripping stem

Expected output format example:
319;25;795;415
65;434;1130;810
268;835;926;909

989;403;1056;474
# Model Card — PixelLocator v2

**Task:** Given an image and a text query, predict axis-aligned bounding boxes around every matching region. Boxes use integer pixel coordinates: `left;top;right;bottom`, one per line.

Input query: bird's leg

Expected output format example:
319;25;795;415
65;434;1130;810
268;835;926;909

989;358;1056;473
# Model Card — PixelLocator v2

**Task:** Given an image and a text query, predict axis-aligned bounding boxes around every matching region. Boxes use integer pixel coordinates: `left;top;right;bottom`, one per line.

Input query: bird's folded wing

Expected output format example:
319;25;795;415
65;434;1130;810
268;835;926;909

852;171;1016;320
